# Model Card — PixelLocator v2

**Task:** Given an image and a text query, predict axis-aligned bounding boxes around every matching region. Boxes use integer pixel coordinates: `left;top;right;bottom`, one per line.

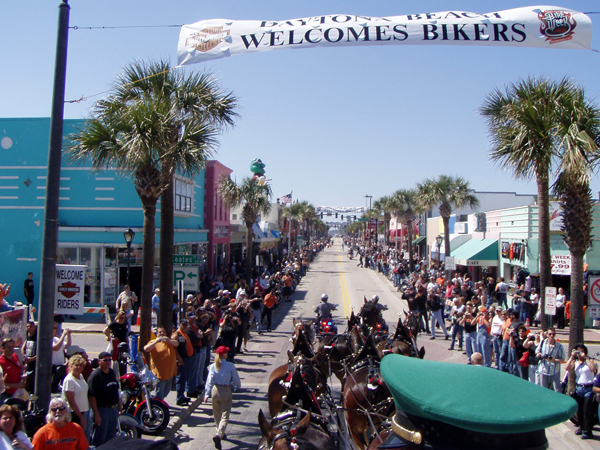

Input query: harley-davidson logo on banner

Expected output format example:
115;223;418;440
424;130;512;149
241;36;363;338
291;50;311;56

177;6;592;65
55;264;86;315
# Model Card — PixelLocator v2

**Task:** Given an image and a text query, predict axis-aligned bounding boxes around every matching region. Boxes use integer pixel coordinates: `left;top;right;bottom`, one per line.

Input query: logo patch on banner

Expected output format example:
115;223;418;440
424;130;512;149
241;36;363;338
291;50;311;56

57;281;80;299
538;10;577;43
186;27;231;52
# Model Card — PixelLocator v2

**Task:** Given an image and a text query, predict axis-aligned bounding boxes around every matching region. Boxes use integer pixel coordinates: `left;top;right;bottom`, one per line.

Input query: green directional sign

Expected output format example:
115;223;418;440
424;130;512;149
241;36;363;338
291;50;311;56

173;266;199;291
173;254;202;264
358;218;368;222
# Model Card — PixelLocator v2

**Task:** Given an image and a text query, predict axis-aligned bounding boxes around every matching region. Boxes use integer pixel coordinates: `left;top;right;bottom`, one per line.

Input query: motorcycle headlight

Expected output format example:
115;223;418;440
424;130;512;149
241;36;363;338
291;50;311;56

120;390;128;405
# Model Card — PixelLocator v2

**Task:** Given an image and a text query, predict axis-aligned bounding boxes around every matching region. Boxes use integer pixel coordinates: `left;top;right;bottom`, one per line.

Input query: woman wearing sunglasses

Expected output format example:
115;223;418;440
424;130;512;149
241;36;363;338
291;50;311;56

32;398;88;450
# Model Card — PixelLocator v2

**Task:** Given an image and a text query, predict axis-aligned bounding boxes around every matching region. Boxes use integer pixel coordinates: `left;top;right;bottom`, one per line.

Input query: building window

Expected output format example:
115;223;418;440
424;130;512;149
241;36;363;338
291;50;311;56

175;178;193;213
215;192;218;219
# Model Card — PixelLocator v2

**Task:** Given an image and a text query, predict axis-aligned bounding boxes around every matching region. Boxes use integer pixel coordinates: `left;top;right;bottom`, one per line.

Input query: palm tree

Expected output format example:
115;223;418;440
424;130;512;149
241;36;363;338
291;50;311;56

68;60;237;345
392;189;422;270
374;196;395;245
218;176;272;283
282;202;303;246
480;77;574;329
417;175;479;265
552;85;600;351
298;201;317;241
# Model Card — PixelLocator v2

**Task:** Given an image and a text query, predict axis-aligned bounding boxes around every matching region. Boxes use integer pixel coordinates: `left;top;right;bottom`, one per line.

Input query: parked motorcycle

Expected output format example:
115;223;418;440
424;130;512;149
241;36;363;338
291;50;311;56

119;345;170;436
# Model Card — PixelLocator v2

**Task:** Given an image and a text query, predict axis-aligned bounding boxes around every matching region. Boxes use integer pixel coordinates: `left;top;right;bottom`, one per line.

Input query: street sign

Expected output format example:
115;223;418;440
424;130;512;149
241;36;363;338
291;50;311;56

54;264;86;315
589;276;600;305
589;305;600;319
445;257;456;271
173;254;202;264
545;287;557;316
173;266;199;291
358;218;368;222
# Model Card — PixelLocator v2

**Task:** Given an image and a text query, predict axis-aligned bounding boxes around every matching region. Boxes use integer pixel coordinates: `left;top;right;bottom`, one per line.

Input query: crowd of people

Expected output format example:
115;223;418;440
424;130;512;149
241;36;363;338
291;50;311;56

346;237;599;441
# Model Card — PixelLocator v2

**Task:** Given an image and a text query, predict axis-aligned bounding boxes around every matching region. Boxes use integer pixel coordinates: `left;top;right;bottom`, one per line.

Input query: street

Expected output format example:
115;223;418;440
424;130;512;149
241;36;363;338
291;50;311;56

69;239;600;450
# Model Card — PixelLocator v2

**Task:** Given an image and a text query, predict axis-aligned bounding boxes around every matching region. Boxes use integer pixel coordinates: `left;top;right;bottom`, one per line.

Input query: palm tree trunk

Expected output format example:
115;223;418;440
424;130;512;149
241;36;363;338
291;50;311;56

159;178;174;335
569;250;585;351
538;175;552;331
140;201;157;348
442;215;451;278
406;221;414;271
246;222;254;285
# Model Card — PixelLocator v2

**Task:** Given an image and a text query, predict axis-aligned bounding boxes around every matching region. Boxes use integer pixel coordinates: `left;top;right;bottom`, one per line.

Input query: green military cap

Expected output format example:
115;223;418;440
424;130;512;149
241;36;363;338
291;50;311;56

381;355;577;449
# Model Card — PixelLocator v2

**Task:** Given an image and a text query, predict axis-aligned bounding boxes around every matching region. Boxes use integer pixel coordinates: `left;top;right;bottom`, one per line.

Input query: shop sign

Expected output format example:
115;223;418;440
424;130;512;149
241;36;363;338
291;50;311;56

445;257;456;271
588;276;600;305
173;254;202;265
545;287;557;316
173;266;199;291
54;264;85;315
551;254;571;275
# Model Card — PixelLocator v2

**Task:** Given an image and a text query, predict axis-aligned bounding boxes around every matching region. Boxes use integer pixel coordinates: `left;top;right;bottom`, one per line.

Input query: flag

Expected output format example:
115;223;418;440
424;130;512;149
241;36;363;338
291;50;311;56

280;193;292;205
412;217;421;229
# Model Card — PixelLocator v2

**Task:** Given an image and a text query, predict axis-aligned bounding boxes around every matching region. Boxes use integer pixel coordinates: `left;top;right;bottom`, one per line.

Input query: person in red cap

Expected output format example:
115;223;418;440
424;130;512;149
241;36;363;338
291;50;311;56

204;346;241;450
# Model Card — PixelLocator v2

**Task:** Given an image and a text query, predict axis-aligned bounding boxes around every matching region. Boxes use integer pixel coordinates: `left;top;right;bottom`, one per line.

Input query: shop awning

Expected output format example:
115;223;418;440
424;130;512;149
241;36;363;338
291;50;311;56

412;236;426;246
253;223;276;243
271;230;281;239
450;239;498;267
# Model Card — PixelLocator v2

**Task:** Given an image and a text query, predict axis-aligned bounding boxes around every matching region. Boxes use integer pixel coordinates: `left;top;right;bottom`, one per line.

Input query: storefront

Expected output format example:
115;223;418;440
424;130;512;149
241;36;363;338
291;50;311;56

450;239;499;282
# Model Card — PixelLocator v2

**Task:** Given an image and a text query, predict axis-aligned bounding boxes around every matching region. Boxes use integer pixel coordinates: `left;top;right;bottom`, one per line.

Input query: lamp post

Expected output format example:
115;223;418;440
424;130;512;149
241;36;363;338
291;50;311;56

124;228;135;287
435;234;443;269
365;195;372;246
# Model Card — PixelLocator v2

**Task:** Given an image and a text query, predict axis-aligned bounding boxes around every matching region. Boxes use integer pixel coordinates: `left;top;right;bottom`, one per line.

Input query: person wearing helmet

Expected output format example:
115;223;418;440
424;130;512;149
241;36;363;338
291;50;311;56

371;295;386;314
315;294;336;322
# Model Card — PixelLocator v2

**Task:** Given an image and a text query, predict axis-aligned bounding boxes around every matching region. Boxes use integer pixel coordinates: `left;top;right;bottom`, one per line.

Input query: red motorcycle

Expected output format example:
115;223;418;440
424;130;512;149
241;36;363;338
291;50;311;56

119;362;170;435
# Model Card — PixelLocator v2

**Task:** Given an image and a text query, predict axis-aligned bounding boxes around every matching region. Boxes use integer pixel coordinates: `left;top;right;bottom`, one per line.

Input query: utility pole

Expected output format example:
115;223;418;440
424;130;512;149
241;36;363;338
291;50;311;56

36;0;70;410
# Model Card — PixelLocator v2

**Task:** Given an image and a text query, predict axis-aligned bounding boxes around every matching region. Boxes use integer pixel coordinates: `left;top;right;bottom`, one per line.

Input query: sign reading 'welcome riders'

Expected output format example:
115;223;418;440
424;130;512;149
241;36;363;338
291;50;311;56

177;6;592;65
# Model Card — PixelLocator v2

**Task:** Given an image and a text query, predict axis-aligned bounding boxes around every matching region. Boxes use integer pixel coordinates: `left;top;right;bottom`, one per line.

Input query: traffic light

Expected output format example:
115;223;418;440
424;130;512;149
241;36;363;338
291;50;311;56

335;213;338;218
353;215;357;221
320;213;323;219
341;215;344;220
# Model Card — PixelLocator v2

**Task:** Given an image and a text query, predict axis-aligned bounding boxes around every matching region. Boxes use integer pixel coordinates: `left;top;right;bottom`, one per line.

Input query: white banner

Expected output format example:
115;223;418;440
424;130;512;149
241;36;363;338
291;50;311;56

55;265;86;315
551;253;571;275
178;6;592;65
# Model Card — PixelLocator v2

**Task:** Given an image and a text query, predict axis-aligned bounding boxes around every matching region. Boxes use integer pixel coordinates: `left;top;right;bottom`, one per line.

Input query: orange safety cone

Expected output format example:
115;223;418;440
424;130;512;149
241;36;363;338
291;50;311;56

525;318;531;334
136;310;141;326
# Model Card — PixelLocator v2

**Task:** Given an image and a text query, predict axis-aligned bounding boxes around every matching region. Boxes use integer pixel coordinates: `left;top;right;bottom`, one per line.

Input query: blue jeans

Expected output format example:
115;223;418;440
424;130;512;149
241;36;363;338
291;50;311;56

508;347;519;376
176;357;195;401
187;350;200;394
499;339;510;372
430;310;448;339
492;336;502;369
155;377;172;400
91;406;118;447
418;310;429;333
498;293;508;309
476;329;492;367
251;308;262;333
450;324;463;349
196;346;207;387
465;331;477;363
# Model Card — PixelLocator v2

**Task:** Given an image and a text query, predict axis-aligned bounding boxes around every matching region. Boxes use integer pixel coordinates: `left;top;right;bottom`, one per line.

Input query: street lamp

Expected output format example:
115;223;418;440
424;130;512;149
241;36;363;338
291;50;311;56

124;228;135;286
435;234;443;268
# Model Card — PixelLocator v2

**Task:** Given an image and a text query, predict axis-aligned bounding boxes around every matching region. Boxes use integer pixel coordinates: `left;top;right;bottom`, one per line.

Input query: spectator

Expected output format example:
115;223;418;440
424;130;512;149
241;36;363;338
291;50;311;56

0;339;23;404
427;291;449;340
236;299;251;354
495;277;509;310
490;307;504;369
196;313;213;389
536;328;565;391
448;297;465;352
144;326;180;400
414;287;429;335
510;325;534;380
556;287;566;329
499;309;515;373
23;273;34;307
21;321;37;393
0;404;32;449
88;351;121;447
530;288;540;326
32;397;88;450
219;305;240;362
248;289;262;335
62;355;91;442
185;312;203;399
461;302;478;365
204;346;241;450
103;311;128;375
52;322;71;393
115;285;134;333
262;291;277;333
65;346;93;381
282;272;293;302
471;352;484;366
172;319;195;406
566;343;595;440
475;306;492;367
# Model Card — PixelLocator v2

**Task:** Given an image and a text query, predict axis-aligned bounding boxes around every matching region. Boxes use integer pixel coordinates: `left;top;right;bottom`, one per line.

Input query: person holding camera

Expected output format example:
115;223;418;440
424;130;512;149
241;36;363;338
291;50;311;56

535;327;564;391
474;306;492;367
566;343;596;440
218;304;241;362
509;325;533;379
448;297;465;351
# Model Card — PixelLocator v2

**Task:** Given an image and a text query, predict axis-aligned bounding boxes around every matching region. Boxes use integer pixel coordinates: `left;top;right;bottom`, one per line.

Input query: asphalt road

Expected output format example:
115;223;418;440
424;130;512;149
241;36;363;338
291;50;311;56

68;238;600;450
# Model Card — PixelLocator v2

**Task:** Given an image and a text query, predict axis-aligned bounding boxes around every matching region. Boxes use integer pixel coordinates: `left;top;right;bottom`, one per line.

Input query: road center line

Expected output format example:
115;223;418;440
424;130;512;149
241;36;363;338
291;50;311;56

338;255;350;318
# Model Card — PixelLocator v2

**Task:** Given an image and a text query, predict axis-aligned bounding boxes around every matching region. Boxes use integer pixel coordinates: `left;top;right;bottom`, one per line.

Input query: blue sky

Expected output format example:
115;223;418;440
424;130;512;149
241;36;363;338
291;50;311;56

3;1;600;213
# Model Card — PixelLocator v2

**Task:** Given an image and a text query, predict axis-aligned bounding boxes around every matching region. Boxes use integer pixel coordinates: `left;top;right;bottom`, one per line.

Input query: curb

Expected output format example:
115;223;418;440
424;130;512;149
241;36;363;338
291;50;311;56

163;397;203;440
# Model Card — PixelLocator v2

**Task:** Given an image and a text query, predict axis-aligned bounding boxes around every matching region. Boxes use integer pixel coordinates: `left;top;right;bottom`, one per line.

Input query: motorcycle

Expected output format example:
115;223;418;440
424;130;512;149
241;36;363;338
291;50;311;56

347;251;354;260
119;339;170;436
315;304;339;335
